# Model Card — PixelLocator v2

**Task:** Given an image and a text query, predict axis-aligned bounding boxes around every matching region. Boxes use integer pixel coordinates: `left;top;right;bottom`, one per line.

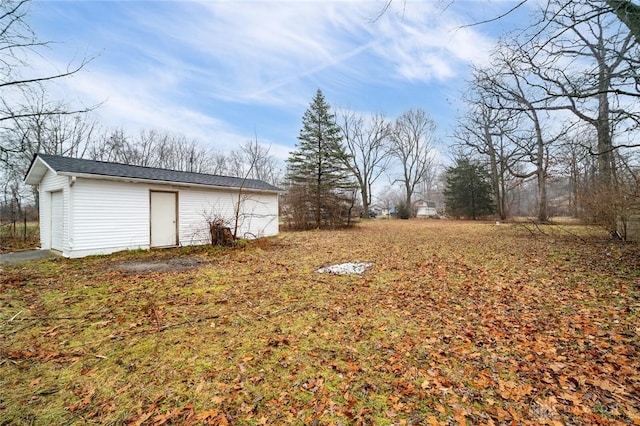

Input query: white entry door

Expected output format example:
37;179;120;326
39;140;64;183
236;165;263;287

50;190;64;251
150;191;178;247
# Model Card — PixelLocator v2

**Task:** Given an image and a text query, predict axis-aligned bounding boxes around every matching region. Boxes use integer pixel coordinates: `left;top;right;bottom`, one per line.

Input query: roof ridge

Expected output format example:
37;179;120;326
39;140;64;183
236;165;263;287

37;153;265;182
33;153;281;192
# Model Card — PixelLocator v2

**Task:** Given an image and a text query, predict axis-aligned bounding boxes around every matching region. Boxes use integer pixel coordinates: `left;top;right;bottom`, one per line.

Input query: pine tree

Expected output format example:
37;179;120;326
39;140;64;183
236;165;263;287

444;157;495;219
286;89;353;229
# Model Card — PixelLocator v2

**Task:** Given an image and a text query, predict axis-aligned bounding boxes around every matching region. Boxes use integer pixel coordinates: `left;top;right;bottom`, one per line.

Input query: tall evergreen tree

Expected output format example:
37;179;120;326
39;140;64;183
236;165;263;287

286;89;353;229
444;157;495;219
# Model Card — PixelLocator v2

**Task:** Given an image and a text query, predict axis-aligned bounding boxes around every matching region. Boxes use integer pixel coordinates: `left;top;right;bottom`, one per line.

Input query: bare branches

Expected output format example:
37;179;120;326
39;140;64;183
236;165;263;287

459;0;529;29
232;137;264;240
0;105;93;123
389;108;438;213
0;1;94;121
370;0;393;23
0;0;97;188
337;109;392;217
0;59;90;90
87;129;229;175
230;136;280;186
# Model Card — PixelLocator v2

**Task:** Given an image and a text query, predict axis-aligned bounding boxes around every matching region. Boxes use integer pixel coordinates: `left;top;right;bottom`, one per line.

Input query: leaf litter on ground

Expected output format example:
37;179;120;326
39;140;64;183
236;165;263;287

1;220;639;425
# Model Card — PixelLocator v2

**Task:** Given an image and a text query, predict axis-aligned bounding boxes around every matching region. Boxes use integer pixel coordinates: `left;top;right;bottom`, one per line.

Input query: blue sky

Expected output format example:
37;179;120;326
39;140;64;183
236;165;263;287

29;0;530;162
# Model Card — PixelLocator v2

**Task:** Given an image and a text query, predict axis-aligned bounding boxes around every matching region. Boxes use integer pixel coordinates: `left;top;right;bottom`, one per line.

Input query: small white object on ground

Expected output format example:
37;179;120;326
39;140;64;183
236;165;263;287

316;262;373;275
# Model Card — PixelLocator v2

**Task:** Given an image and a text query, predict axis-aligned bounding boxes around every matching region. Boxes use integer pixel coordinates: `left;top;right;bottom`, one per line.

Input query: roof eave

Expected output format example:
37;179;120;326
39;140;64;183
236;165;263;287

57;171;281;194
24;156;56;186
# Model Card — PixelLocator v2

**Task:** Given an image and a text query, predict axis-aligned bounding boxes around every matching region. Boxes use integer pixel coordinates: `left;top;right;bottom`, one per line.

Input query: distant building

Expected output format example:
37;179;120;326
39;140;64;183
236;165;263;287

415;200;437;218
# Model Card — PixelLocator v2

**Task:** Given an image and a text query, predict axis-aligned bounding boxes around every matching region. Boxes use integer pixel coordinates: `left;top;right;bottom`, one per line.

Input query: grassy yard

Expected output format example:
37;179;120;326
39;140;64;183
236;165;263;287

1;220;639;425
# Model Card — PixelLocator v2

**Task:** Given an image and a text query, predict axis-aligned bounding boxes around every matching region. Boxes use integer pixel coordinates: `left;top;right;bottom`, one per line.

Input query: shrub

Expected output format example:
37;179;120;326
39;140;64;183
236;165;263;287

397;202;411;219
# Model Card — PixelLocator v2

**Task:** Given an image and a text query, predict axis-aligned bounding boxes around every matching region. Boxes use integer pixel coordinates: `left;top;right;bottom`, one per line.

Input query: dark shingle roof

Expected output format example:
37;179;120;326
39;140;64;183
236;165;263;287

32;154;281;192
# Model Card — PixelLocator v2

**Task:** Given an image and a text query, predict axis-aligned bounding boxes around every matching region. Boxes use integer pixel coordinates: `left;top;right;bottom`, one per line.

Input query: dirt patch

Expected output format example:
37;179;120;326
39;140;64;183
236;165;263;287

115;257;205;273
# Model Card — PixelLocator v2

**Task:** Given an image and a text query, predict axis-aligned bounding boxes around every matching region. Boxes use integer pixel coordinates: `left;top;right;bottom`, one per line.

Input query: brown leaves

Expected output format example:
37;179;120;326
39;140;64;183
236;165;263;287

4;347;85;363
2;220;639;424
497;379;534;402
67;386;95;413
128;405;229;426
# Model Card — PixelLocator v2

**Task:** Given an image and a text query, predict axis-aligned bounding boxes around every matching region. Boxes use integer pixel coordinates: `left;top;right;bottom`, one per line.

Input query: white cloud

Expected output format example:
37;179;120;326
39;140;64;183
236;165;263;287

118;1;495;103
27;0;501;161
366;2;495;83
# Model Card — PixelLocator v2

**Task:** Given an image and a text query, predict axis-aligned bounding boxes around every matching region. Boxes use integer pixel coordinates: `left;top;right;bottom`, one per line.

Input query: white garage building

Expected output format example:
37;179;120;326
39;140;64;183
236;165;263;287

25;154;280;258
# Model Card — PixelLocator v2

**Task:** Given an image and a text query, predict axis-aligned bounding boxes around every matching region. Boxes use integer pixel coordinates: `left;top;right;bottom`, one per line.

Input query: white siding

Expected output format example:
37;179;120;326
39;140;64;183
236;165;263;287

69;178;150;257
50;191;64;250
236;192;279;238
36;172;278;257
179;188;279;246
38;171;69;251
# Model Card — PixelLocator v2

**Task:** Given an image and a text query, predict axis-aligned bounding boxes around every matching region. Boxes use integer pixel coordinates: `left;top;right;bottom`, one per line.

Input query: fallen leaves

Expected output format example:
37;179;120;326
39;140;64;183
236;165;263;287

497;379;534;402
1;220;639;424
67;385;95;413
127;405;229;426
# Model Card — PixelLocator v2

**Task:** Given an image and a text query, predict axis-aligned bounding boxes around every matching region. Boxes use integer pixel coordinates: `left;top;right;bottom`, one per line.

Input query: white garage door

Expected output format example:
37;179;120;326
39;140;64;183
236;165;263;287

150;191;178;247
50;191;64;251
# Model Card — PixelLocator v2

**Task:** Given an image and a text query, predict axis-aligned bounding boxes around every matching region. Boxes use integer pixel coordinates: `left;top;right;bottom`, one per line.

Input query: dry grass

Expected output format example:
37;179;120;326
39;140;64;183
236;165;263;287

0;222;40;253
1;220;639;425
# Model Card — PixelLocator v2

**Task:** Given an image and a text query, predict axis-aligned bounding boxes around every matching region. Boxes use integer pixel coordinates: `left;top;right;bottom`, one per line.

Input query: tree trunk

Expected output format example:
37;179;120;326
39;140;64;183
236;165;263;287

596;73;613;186
484;124;507;220
210;221;234;246
537;169;548;222
533;111;548;223
570;153;579;218
316;136;322;229
499;167;509;220
360;177;369;219
605;0;640;45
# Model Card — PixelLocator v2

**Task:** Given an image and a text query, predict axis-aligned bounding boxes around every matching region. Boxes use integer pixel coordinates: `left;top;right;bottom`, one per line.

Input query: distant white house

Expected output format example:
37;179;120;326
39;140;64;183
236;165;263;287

24;154;281;258
415;200;437;218
379;206;395;219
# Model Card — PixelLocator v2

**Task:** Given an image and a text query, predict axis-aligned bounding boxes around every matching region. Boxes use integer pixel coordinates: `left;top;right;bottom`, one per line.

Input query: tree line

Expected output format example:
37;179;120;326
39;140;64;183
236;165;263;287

3;0;640;236
0;2;440;233
0;3;281;224
287;0;640;230
283;89;439;229
451;0;640;231
0;106;282;209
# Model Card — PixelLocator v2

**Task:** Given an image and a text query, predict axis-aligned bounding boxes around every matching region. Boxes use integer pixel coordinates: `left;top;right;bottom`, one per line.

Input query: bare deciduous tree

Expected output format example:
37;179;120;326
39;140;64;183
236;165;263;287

454;76;523;220
229;138;281;186
488;0;639;224
88;129;226;175
0;0;93;157
0;0;97;221
556;129;598;218
2;89;98;209
526;0;639;189
389;108;438;215
383;0;640;45
202;138;279;244
337;109;391;218
4;90;97;169
231;138;278;239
